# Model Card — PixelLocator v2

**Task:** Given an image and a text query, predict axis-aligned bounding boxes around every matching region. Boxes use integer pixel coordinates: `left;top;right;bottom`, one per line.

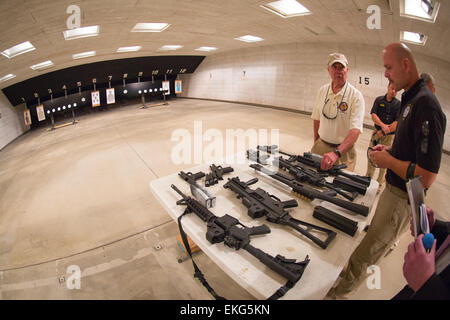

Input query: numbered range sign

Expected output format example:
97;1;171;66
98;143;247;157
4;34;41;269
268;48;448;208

24;109;32;126
106;88;115;104
36;104;46;121
91;91;100;107
175;80;182;94
162;81;170;95
359;76;370;85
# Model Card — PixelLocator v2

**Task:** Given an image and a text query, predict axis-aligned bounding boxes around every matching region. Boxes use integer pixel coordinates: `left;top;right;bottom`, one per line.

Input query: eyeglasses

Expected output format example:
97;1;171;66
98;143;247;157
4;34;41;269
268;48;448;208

322;82;348;120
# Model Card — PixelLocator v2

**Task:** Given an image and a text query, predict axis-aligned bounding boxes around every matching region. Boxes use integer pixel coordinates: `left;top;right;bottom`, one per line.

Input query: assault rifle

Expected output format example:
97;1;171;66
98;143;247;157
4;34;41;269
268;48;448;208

249;164;369;217
171;184;310;285
247;149;270;165
223;177;337;249
205;164;234;187
275;156;359;201
179;171;216;208
287;151;371;187
257;145;371;187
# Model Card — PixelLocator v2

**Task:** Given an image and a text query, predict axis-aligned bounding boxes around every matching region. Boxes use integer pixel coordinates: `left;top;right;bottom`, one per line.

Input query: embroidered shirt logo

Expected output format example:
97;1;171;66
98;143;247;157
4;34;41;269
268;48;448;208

339;102;348;112
402;104;411;120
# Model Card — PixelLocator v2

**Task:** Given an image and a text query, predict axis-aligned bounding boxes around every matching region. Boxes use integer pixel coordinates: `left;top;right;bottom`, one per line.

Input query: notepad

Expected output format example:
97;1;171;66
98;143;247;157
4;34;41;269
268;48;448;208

406;176;428;237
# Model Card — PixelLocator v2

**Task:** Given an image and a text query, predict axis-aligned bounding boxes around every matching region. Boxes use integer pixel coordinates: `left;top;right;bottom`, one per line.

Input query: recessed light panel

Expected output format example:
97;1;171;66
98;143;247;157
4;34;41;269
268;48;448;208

159;45;183;51
131;23;170;32
234;35;264;43
72;51;96;59
400;0;440;23
261;0;311;18
401;31;428;45
30;60;54;71
195;47;218;52
1;41;36;59
63;26;99;40
0;74;16;83
116;46;142;53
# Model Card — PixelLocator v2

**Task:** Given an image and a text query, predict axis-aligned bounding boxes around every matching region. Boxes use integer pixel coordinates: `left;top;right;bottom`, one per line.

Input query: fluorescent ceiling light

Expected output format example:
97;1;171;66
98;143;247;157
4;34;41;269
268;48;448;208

30;60;54;71
234;35;264;43
261;0;311;18
131;23;170;32
72;51;96;59
400;0;440;23
116;46;142;53
159;45;183;51
195;47;217;52
401;31;427;45
1;41;36;59
63;26;99;40
0;74;16;83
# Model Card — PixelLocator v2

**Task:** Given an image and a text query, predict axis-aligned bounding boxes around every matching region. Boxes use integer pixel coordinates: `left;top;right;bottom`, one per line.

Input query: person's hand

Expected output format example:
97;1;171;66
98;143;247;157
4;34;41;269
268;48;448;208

369;147;392;168
376;130;384;138
388;123;396;132
371;144;387;152
381;124;390;135
403;234;436;292
321;151;339;171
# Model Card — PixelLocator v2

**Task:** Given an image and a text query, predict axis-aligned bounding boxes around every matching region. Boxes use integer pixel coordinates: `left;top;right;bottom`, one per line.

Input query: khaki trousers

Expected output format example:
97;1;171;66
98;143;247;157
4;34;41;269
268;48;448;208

311;138;357;172
327;184;410;298
366;131;394;185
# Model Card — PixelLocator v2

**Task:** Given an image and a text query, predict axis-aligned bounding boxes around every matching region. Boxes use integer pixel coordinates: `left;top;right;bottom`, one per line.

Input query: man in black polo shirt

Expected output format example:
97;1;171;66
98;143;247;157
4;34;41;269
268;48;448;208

366;82;401;192
326;42;446;299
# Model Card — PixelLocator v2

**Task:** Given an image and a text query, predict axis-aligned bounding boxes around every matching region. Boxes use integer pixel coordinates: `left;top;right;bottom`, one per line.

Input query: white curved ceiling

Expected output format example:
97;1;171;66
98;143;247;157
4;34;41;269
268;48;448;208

1;0;448;89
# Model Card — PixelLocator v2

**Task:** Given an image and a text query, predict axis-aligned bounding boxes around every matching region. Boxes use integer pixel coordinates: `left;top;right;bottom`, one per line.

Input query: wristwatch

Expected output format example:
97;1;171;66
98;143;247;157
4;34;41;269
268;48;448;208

334;148;342;158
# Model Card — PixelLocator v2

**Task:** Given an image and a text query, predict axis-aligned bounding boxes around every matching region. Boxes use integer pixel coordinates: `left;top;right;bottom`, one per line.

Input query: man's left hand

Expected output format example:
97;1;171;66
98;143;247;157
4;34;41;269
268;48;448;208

403;234;436;292
369;148;392;168
321;151;339;171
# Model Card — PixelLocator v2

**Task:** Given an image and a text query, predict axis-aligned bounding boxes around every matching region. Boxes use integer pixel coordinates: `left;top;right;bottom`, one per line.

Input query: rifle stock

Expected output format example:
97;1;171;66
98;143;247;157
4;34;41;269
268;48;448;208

171;184;310;283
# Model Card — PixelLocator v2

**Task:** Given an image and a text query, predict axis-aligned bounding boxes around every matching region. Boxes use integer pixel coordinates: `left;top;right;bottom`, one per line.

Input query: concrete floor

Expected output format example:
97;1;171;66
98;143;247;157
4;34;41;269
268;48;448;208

0;98;449;300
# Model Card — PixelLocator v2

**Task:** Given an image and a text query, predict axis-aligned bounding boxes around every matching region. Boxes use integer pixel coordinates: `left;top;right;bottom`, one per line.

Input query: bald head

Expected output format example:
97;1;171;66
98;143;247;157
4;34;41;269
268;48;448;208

382;42;419;91
384;43;414;64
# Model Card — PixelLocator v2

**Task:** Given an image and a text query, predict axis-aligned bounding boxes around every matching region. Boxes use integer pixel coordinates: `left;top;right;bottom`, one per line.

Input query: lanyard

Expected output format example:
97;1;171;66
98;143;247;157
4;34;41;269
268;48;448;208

322;82;348;120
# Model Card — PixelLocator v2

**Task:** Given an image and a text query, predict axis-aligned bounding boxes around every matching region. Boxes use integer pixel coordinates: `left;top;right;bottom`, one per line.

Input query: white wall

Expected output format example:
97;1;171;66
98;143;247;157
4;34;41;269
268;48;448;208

0;91;27;150
180;42;450;151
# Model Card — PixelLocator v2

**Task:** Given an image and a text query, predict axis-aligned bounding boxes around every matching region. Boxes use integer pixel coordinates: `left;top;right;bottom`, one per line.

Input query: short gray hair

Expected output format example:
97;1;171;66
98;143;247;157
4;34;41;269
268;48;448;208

420;73;435;86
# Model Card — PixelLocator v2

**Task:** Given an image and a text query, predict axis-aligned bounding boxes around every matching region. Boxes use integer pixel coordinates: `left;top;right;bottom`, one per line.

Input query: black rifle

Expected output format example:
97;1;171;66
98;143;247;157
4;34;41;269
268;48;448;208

313;206;358;237
332;176;367;196
171;184;310;285
223;177;337;249
179;171;216;208
275;156;359;201
249;163;369;217
257;145;371;187
247;149;270;165
293;152;371;187
205;164;234;187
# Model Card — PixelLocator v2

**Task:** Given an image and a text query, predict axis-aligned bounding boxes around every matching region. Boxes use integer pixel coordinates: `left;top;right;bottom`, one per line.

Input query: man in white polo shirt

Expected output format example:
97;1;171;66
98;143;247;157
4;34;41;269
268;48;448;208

311;53;365;171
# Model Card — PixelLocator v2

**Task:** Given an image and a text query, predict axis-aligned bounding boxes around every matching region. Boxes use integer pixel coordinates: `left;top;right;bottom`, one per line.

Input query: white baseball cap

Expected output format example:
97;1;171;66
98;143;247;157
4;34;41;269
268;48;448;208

328;52;348;68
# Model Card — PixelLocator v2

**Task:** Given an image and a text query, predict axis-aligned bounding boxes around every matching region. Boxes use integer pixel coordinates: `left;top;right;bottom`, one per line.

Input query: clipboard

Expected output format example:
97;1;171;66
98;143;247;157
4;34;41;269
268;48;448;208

406;176;429;237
